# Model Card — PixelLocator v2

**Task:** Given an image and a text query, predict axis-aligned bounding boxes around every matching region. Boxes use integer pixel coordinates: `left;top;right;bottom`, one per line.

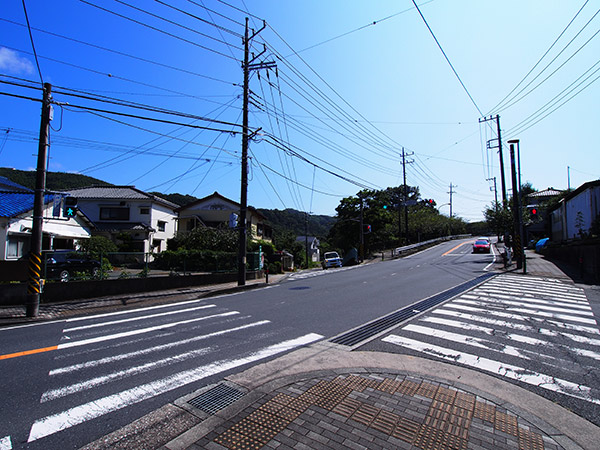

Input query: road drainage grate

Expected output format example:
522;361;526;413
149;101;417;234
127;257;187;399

330;273;495;347
188;383;245;415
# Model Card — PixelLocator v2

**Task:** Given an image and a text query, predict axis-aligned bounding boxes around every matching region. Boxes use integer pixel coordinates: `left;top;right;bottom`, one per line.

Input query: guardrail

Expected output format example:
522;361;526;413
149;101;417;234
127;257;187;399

393;234;471;257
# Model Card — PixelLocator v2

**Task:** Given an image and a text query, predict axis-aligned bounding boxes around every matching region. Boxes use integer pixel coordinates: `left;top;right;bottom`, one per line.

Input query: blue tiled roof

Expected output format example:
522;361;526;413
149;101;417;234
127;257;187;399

0;176;32;192
0;192;55;217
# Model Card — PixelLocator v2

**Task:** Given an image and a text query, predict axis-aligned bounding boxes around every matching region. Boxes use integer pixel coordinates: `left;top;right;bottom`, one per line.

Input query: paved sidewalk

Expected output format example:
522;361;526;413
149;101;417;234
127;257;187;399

79;250;599;450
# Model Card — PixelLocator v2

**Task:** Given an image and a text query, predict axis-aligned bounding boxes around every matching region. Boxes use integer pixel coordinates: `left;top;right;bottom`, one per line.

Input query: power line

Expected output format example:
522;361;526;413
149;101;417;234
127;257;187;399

487;0;591;113
410;0;484;116
1;18;238;86
291;0;436;55
20;0;43;85
79;0;241;60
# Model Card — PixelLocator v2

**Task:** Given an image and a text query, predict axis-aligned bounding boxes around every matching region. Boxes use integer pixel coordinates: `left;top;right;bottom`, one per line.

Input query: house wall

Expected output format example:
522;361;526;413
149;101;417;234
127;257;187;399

77;198;176;253
149;202;178;252
1;203;91;260
551;185;600;242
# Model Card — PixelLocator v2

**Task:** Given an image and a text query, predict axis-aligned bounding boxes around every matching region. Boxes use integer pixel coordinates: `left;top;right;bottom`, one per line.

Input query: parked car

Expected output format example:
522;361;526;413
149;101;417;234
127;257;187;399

322;251;343;269
44;250;101;282
472;239;491;254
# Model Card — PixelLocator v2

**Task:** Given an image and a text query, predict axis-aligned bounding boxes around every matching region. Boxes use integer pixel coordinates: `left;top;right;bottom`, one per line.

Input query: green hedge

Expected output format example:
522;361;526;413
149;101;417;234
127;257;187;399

153;249;237;272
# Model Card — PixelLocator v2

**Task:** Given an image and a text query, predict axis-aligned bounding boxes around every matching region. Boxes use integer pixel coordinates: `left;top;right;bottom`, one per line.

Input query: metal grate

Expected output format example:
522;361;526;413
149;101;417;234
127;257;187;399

188;383;245;415
330;273;495;346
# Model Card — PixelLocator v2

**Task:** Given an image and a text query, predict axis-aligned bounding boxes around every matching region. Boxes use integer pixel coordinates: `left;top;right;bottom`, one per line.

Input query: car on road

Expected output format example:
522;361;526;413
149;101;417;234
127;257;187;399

322;251;343;269
472;239;491;254
45;250;101;282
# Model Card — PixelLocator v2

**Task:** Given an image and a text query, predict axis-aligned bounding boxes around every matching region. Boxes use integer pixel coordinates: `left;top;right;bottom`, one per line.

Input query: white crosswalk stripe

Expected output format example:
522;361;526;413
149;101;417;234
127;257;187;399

382;274;600;405
26;300;323;443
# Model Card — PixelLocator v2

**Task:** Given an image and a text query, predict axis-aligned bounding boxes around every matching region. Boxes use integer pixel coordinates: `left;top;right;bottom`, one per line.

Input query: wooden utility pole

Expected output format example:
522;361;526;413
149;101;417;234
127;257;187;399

26;83;52;317
479;115;507;205
238;19;272;286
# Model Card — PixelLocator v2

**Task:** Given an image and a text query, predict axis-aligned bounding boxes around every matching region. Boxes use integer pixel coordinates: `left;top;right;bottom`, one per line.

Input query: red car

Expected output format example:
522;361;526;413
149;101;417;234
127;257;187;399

472;239;491;254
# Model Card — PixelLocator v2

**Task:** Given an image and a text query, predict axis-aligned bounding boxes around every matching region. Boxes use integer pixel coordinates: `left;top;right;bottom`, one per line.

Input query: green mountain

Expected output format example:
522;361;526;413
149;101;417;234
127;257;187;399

0;168;111;191
257;208;335;238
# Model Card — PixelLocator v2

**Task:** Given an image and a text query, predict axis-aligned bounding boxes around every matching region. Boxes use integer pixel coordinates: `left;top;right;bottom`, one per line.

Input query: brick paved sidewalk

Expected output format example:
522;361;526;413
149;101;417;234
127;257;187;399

196;372;561;450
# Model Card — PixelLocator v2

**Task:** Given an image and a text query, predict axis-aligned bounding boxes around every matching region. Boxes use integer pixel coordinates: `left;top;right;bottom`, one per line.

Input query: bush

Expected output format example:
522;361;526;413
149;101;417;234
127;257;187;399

268;261;282;274
153;249;237;272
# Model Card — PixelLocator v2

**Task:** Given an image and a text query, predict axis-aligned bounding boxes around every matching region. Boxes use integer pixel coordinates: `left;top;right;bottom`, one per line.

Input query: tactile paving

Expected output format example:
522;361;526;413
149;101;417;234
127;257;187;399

211;374;559;450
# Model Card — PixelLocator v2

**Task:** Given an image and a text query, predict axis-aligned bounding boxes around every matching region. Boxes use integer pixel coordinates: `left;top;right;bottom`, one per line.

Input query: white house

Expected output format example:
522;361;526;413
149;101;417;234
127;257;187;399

0;190;93;260
177;191;273;242
64;186;178;253
296;236;320;262
551;180;600;241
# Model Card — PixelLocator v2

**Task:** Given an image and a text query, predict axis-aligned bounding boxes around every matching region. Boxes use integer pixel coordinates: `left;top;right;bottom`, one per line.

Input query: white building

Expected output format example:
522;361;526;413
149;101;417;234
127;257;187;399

65;186;178;253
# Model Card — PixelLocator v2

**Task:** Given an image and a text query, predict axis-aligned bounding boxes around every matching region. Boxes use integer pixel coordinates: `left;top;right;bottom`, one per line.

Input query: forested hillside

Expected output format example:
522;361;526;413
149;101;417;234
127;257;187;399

0;168;110;191
258;208;335;238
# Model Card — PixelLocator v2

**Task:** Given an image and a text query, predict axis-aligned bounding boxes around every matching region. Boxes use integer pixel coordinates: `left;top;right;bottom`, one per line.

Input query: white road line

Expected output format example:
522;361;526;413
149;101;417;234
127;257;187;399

65;297;211;322
471;289;592;309
42;345;217;402
453;299;597;325
58;311;239;350
0;436;11;450
438;305;600;335
419;317;600;362
432;309;600;345
50;320;270;376
460;294;594;316
28;333;323;442
382;334;599;405
63;304;217;332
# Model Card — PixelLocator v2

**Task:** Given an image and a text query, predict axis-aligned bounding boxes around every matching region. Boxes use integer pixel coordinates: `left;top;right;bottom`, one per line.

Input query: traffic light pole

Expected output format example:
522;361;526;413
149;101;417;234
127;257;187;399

508;140;525;273
26;83;52;317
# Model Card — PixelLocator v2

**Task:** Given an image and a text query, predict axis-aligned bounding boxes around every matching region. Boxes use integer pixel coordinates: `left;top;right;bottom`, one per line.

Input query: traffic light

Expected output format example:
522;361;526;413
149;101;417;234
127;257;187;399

363;224;372;234
63;197;78;218
422;199;434;206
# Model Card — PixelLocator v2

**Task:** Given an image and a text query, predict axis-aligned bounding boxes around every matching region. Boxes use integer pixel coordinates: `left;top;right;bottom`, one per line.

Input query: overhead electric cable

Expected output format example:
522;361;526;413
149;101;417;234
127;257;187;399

20;0;43;85
1;18;238;86
411;0;484;116
79;0;241;59
487;0;591;113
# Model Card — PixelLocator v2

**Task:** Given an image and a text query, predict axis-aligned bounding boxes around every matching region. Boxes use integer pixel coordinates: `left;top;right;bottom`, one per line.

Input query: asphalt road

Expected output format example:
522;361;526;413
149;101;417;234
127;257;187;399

0;238;496;449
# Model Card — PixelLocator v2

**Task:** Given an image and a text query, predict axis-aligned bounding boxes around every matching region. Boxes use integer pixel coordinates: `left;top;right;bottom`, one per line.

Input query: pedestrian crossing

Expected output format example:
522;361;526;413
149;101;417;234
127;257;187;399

381;274;600;405
23;296;322;445
286;264;359;281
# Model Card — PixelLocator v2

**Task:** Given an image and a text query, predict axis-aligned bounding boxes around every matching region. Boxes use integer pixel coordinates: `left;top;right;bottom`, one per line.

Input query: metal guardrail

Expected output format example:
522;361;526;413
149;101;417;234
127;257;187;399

393;234;471;257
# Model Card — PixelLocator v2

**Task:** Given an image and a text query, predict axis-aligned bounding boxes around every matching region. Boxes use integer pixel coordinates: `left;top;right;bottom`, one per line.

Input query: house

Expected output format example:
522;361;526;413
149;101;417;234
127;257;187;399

296;236;320;262
0;189;93;260
0;176;33;192
64;186;178;253
524;187;564;243
177;191;272;242
550;180;600;242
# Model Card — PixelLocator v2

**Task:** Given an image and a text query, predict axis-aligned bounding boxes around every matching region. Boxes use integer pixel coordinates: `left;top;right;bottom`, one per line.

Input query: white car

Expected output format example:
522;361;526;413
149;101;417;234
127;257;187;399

322;251;342;269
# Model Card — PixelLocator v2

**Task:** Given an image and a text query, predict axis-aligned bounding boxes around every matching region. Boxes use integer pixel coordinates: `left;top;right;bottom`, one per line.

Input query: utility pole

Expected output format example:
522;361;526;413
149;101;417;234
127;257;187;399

486;177;499;240
400;148;413;244
359;197;364;262
304;213;309;269
238;18;272;286
479;115;506;205
448;183;457;218
508;139;525;273
567;166;571;190
26;83;52;317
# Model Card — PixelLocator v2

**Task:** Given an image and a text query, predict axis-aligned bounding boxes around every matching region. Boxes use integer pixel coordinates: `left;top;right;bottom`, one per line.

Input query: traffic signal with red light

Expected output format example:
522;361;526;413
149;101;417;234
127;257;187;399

363;224;372;234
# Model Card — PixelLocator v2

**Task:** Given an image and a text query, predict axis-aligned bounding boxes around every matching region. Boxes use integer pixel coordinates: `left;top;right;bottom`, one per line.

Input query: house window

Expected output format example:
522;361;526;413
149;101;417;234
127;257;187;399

152;239;162;252
6;235;27;258
100;207;129;221
140;207;150;215
157;221;166;232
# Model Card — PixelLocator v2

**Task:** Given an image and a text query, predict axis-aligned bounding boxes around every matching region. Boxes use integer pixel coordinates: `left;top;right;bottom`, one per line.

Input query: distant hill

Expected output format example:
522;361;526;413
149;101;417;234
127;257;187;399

258;208;335;238
148;192;199;207
0;168;111;191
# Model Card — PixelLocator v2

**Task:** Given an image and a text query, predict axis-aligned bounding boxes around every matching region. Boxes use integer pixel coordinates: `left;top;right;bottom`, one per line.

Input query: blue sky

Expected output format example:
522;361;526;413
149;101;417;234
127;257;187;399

1;1;598;221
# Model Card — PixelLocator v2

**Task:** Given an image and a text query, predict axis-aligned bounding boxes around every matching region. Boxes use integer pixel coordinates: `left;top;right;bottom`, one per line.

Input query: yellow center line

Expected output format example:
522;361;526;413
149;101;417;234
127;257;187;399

442;241;471;256
0;345;58;361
